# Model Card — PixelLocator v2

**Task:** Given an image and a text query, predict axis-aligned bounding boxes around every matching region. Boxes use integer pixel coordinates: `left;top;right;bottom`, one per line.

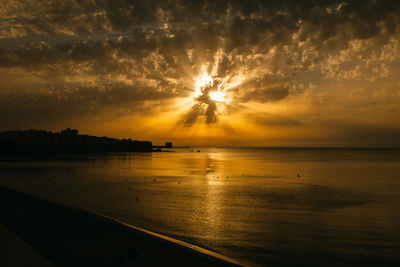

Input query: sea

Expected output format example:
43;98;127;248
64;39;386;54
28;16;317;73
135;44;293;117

1;147;400;266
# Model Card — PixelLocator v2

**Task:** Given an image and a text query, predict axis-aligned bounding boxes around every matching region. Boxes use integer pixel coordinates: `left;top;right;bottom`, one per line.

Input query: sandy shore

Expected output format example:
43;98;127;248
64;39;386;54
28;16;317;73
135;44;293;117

0;185;241;266
0;223;54;267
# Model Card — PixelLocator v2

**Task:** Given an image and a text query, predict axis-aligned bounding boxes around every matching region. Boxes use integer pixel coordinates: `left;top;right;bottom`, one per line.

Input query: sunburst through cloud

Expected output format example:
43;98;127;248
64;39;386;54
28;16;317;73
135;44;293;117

184;66;232;125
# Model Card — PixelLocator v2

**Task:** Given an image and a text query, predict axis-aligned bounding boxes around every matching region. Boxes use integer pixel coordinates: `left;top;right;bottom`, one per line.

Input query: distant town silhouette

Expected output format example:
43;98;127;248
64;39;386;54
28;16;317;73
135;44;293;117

0;128;172;154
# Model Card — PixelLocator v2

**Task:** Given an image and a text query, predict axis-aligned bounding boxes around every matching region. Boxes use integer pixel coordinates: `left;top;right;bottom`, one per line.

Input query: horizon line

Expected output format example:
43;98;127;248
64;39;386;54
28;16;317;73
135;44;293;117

174;146;400;150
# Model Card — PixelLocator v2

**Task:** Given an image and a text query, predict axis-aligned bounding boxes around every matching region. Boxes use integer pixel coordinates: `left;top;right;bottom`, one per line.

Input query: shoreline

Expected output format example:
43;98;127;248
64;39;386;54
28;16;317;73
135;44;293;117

0;185;242;266
93;212;242;266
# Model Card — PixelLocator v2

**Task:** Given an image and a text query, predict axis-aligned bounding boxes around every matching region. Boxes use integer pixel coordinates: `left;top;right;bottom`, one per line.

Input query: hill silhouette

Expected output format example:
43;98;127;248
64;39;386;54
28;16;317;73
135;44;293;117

0;128;153;153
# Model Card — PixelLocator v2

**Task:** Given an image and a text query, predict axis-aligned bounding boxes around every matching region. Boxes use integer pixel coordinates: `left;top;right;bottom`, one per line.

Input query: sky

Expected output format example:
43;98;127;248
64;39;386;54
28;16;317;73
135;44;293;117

1;0;400;147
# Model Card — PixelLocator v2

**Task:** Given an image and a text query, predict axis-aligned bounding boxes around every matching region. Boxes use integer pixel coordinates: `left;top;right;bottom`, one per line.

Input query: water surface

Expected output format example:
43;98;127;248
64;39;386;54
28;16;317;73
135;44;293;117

1;148;400;266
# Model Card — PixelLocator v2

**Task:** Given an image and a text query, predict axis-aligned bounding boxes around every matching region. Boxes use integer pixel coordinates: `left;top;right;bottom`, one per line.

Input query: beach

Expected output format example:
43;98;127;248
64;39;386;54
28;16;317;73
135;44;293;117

0;185;240;266
0;223;54;267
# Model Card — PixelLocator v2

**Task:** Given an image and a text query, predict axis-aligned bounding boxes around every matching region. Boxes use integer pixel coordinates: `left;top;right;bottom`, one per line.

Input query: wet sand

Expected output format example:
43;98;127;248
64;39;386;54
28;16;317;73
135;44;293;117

0;185;241;267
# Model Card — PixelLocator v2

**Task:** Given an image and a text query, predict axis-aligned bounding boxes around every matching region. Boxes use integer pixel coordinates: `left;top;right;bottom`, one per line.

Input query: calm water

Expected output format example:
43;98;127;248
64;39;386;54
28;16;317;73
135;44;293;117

1;148;400;266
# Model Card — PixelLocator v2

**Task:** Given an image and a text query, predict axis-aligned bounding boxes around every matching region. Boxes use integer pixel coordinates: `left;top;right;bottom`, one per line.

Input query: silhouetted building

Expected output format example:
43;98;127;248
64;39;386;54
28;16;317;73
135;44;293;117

165;142;173;148
60;128;78;136
153;142;173;149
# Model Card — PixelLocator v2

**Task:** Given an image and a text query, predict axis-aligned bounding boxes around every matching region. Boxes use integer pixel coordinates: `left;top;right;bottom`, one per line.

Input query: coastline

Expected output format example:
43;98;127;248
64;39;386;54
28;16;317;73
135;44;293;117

0;185;242;267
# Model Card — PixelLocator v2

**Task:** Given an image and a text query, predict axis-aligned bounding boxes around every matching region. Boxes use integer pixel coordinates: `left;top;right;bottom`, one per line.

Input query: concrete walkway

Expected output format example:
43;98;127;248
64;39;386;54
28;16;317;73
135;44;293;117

0;224;54;267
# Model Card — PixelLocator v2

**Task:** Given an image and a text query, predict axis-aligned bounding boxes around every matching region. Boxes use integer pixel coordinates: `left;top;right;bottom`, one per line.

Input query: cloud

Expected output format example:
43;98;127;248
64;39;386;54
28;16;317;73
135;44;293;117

183;75;220;124
0;79;178;127
313;120;400;147
0;0;400;145
236;78;290;103
246;112;302;126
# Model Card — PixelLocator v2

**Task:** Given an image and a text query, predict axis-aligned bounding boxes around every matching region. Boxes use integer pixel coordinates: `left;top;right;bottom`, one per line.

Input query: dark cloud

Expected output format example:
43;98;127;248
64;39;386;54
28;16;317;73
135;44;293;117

2;0;399;50
239;86;290;103
246;112;302;126
183;78;221;125
315;121;400;147
0;82;177;127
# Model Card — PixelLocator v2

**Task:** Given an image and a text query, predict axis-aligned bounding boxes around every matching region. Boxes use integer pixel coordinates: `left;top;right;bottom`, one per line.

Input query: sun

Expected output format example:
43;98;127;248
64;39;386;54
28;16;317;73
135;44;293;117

192;71;230;103
194;72;213;97
209;91;227;102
